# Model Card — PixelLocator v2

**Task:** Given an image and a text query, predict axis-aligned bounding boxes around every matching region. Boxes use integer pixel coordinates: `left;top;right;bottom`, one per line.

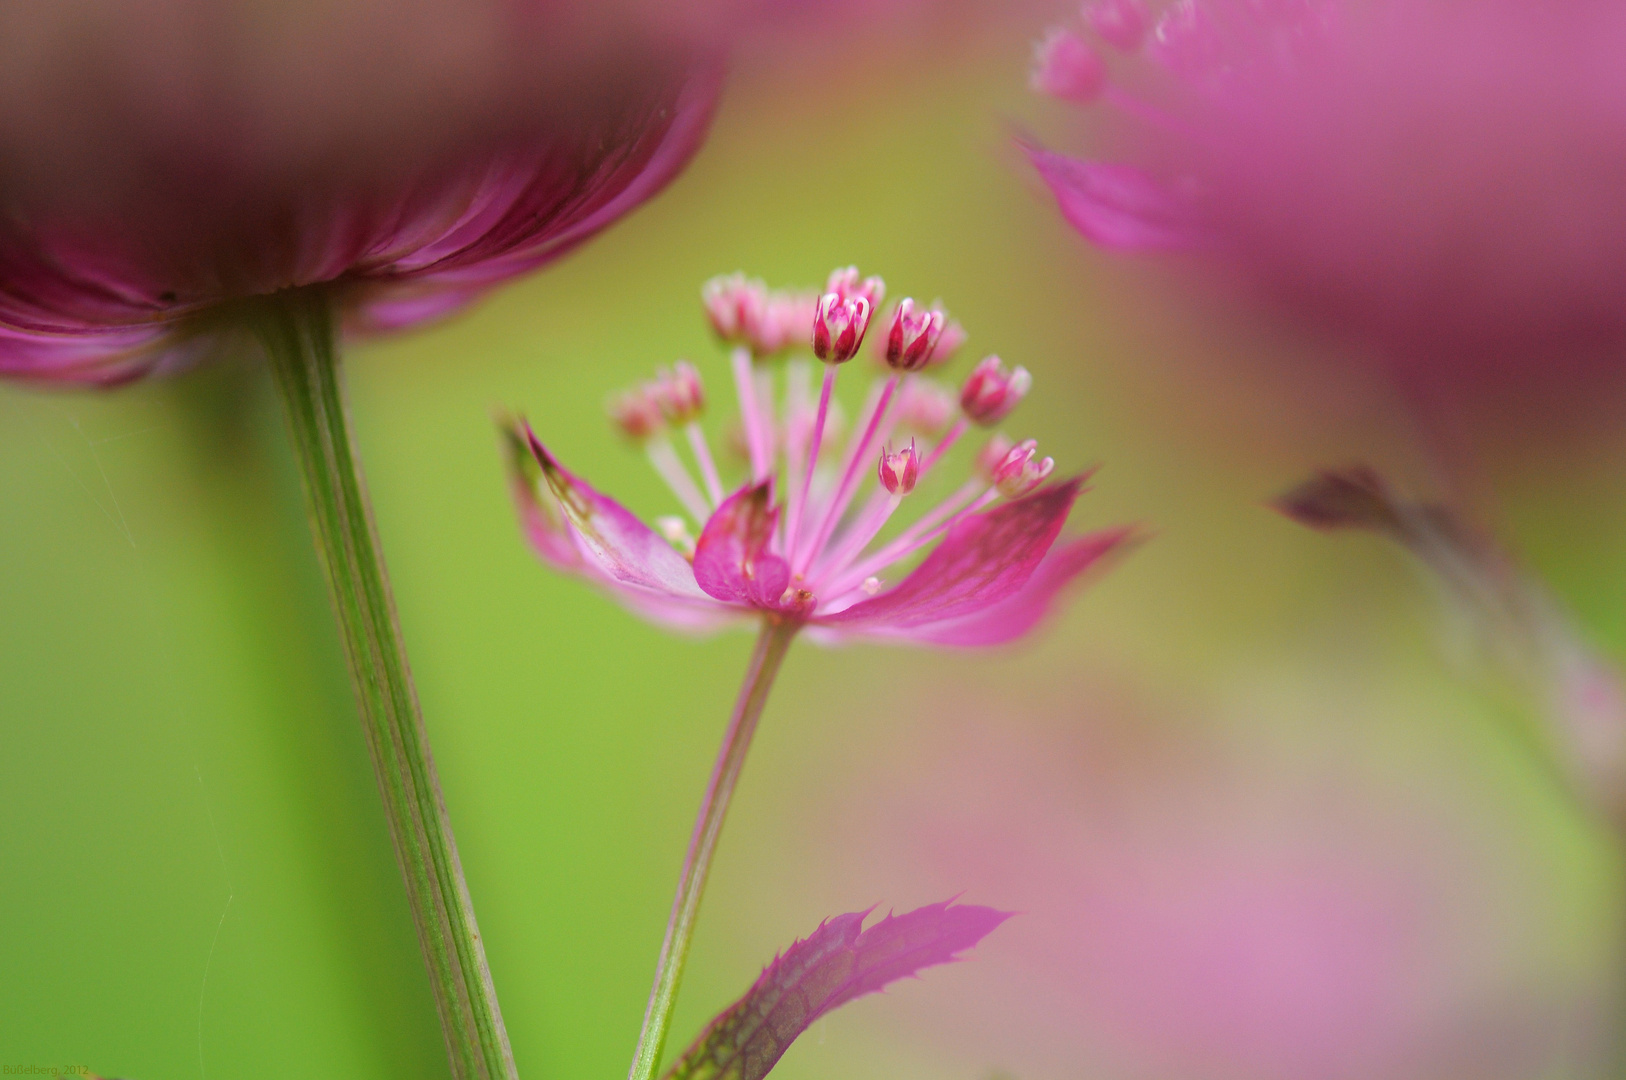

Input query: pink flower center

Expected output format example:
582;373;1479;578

606;269;1055;614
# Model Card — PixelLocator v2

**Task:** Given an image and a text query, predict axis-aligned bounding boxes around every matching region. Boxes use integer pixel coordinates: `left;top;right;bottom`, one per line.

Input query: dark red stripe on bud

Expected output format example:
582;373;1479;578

813;292;874;364
960;355;1032;426
884;298;947;371
877;439;921;495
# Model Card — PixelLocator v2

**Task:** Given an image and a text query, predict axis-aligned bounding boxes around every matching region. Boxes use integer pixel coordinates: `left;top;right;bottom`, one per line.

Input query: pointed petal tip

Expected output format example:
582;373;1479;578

521;421;556;468
1271;465;1400;533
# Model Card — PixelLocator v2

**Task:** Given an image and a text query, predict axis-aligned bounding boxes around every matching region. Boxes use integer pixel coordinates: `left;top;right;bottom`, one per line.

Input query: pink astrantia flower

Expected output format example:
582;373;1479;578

1026;0;1626;375
0;5;722;385
506;268;1131;646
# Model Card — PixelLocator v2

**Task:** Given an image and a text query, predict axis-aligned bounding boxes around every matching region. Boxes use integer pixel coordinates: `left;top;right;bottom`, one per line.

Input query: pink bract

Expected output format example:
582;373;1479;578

1027;0;1626;374
0;2;722;385
505;271;1131;646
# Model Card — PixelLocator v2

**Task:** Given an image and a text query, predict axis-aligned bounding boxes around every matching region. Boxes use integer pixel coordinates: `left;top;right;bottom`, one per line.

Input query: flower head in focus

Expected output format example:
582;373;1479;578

505;267;1132;646
1025;0;1626;378
0;0;724;384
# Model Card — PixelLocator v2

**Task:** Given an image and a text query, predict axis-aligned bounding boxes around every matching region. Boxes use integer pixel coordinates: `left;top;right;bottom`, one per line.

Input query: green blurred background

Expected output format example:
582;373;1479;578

5;17;1626;1080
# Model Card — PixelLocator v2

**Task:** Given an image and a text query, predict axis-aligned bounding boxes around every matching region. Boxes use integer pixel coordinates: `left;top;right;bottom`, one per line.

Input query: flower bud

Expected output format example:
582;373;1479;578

1152;0;1219;77
608;385;665;441
877;439;921;495
813;291;874;364
934;319;968;365
975;434;1015;482
959;355;1032;426
884;298;947;371
894;377;957;437
825;266;886;310
991;438;1055;498
653;361;705;423
702;273;768;343
750;289;819;357
1032;28;1106;103
655;515;697;558
1085;0;1150;52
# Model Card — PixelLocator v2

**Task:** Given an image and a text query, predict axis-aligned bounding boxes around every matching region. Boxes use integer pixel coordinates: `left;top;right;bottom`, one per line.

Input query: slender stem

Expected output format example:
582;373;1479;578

254;290;517;1080
627;617;801;1080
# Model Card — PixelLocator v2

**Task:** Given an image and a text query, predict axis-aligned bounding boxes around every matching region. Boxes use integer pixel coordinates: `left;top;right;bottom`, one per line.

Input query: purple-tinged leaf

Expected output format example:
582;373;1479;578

1272;466;1407;536
664;900;1011;1080
1272;466;1480;556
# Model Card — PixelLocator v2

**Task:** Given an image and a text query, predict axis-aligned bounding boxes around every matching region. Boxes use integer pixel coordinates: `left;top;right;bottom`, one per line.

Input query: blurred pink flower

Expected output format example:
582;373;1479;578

505;268;1130;645
802;704;1588;1080
1027;0;1626;380
0;0;722;384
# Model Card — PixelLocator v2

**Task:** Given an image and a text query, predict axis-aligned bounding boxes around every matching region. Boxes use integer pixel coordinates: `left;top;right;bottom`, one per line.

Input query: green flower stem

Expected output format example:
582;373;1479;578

255;291;517;1080
628;617;801;1080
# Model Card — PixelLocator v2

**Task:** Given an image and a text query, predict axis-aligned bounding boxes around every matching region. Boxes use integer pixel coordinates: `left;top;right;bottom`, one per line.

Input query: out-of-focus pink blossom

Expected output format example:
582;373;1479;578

894;376;958;437
1086;0;1150;53
0;0;722;385
1031;28;1106;104
806;706;1583;1080
960;354;1032;426
1028;0;1626;379
883;298;948;372
505;269;1130;646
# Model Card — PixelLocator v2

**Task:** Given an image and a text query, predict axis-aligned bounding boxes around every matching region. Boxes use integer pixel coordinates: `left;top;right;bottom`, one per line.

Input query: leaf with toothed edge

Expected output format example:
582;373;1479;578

662;900;1012;1080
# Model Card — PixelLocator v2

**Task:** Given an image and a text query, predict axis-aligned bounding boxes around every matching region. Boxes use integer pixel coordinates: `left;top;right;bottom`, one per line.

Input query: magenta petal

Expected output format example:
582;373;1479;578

693;482;791;608
503;421;583;573
526;428;709;602
882;527;1136;647
819;479;1084;634
1026;147;1203;252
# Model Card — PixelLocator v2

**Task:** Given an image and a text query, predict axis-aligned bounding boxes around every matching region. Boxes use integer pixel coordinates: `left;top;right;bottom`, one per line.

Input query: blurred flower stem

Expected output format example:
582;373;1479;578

255;290;517;1080
627;617;799;1080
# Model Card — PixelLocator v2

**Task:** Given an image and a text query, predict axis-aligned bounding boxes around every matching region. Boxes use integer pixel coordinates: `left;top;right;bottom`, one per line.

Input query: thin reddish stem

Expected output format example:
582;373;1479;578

626;618;800;1080
919;418;968;477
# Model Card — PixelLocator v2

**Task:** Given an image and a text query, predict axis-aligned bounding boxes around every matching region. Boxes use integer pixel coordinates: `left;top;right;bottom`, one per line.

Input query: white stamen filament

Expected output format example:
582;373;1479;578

685;422;724;507
781;360;813;552
647;439;711;524
731;346;771;482
808;490;904;591
823;484;998;599
786;364;838;568
796;374;900;577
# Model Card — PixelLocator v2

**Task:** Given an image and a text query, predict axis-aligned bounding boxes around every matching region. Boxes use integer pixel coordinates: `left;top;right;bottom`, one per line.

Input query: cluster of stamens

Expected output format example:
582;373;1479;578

609;267;1046;613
